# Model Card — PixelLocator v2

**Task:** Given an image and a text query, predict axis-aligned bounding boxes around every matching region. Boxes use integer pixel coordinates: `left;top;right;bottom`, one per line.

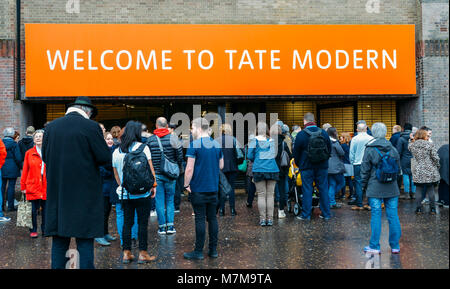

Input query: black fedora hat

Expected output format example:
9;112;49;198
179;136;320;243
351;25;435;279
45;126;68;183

67;96;98;119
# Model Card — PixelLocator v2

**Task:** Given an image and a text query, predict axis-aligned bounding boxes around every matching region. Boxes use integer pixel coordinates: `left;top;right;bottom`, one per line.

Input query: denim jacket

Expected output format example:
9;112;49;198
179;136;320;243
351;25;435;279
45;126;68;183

247;136;279;173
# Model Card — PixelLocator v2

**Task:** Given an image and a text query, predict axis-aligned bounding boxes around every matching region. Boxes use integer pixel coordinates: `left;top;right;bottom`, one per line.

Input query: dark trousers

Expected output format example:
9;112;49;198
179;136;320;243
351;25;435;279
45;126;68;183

192;199;218;253
277;175;289;210
300;168;331;219
51;236;94;269
31;199;46;233
122;197;151;251
438;180;449;205
340;176;354;198
1;178;17;210
174;173;185;210
246;176;256;205
220;171;237;210
103;196;111;235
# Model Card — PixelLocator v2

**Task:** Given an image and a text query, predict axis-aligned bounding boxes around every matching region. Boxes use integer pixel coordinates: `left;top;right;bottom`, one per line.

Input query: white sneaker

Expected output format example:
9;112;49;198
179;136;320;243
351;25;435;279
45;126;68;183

150;210;157;217
422;198;429;204
278;209;286;219
0;216;11;222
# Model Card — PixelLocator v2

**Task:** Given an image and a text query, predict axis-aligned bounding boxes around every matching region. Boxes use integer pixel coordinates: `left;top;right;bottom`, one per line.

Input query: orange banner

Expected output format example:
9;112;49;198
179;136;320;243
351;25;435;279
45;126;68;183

25;24;416;97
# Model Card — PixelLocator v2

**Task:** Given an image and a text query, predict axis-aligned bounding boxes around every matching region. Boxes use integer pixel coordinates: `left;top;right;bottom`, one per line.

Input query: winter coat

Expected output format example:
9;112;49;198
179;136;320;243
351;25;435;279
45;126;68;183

100;145;115;198
361;138;401;199
275;135;292;176
328;139;345;175
146;131;184;176
20;146;47;201
247;136;279;173
293;125;331;171
1;137;22;178
389;132;401;148
0;139;6;169
215;134;242;173
409;139;440;185
341;143;351;164
396;131;413;175
18;136;34;162
42;111;112;239
438;144;449;185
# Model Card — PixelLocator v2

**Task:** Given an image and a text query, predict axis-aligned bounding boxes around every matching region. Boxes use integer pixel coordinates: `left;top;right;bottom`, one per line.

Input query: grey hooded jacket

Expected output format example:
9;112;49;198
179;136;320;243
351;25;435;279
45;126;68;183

328;139;345;175
361;138;401;199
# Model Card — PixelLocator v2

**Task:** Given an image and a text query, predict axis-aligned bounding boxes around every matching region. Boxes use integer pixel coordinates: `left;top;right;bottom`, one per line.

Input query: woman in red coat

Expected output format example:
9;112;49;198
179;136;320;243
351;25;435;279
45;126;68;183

20;129;46;238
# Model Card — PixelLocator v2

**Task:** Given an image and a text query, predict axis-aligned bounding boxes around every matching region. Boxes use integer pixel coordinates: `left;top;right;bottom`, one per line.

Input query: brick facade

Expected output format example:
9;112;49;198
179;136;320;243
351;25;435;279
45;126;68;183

0;0;448;147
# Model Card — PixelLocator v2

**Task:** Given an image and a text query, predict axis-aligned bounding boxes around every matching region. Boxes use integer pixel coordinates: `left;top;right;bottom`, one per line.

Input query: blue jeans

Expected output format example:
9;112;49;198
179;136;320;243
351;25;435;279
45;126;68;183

1;177;17;210
368;197;401;251
328;173;345;206
155;174;176;229
276;175;289;210
354;165;364;207
115;202;138;246
51;236;94;269
403;174;416;194
300;168;331;219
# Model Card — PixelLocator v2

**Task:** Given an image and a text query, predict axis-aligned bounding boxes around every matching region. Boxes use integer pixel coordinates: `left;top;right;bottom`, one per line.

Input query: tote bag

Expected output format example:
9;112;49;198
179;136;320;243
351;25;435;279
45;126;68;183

16;193;32;229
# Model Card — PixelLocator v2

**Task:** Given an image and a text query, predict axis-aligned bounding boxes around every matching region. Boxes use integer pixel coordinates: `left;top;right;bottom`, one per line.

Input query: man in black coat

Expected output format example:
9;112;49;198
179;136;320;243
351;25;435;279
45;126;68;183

42;97;111;269
396;123;414;199
18;126;35;163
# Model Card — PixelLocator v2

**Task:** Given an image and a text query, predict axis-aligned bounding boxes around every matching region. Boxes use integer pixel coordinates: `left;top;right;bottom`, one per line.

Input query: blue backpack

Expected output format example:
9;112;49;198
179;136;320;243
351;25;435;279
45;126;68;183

374;147;398;183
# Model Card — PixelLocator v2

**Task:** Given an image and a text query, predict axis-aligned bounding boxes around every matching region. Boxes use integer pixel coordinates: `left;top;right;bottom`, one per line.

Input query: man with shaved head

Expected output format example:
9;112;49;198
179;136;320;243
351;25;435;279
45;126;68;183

146;116;184;235
349;121;374;210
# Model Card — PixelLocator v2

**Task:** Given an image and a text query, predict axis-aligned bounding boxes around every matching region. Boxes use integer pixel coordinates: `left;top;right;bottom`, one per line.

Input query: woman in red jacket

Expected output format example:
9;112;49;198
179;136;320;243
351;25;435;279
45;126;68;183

20;129;46;238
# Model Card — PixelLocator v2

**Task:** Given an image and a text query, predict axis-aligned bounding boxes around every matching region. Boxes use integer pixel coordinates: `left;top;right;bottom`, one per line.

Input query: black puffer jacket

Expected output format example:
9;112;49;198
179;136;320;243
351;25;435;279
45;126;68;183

146;132;184;176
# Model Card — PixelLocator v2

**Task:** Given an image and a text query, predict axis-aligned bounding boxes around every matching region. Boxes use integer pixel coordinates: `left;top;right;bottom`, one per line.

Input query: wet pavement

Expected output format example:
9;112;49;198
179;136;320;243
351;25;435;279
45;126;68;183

0;194;448;269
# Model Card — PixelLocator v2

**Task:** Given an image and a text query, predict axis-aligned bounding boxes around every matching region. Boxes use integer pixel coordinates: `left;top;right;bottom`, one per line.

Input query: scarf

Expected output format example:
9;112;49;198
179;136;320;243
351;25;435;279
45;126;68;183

35;145;45;176
66;107;90;119
304;122;317;128
153;128;171;138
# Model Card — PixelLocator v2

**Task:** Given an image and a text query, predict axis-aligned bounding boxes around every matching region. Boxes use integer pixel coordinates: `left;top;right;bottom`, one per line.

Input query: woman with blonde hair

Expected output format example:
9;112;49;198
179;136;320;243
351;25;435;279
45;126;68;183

409;128;440;214
215;123;242;216
247;122;279;226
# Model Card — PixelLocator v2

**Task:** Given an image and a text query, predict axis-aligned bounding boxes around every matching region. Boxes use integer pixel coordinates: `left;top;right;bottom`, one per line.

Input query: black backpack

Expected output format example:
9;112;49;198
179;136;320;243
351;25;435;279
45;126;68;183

304;128;330;164
122;144;154;197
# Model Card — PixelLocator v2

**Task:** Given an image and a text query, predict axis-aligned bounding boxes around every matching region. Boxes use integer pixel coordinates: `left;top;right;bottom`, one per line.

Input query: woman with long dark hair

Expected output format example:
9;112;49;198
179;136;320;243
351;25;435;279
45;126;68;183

112;121;157;264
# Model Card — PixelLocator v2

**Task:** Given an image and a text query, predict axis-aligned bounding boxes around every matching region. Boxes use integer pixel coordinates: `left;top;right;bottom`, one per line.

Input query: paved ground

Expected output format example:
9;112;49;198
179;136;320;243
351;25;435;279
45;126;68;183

0;194;448;269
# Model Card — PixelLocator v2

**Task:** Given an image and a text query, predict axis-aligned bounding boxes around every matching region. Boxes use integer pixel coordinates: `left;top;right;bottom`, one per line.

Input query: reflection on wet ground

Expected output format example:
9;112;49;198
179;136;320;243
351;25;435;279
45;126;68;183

0;194;448;269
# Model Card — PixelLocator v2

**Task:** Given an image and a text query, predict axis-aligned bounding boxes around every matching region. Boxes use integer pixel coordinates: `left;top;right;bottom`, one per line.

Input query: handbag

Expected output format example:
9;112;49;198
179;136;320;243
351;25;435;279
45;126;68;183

344;164;354;177
154;135;180;179
238;146;248;173
280;142;290;168
16;193;32;229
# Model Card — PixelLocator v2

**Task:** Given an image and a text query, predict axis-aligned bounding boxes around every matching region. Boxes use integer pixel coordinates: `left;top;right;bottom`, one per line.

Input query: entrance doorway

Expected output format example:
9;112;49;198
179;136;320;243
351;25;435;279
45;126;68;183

317;102;357;136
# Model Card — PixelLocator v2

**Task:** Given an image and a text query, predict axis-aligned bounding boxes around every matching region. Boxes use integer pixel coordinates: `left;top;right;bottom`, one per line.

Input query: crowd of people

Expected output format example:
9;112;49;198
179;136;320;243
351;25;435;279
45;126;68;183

0;96;448;268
